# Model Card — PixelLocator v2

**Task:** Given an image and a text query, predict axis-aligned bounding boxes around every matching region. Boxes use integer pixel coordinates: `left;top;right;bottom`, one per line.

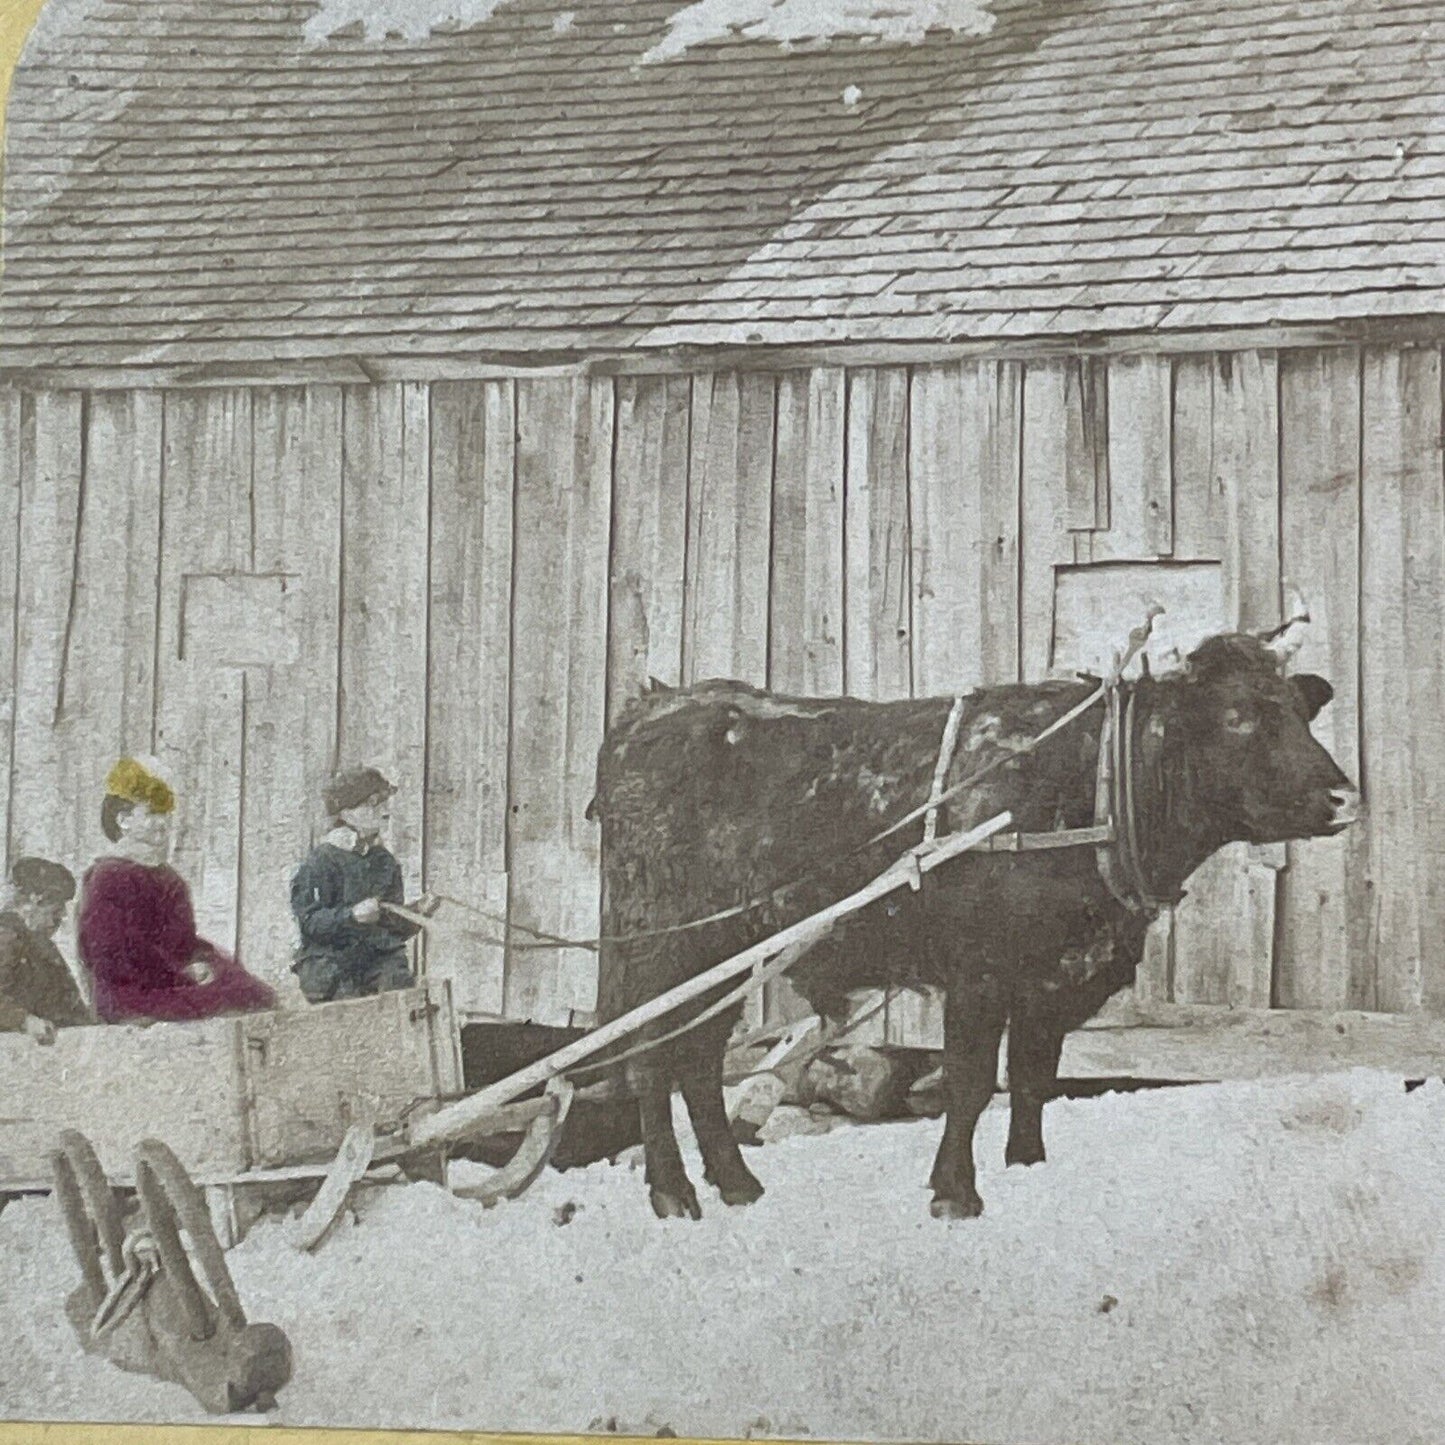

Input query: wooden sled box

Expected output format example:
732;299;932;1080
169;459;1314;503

0;982;463;1192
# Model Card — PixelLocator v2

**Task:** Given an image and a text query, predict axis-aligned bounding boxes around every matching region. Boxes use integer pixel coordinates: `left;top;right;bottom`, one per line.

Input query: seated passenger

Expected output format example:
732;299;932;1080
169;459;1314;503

0;856;91;1042
77;757;277;1024
290;766;436;1004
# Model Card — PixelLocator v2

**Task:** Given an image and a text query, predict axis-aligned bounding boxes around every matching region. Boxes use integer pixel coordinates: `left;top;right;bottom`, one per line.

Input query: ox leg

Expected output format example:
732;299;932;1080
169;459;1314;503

634;1069;701;1221
1005;1010;1064;1168
680;1050;765;1208
928;981;1006;1220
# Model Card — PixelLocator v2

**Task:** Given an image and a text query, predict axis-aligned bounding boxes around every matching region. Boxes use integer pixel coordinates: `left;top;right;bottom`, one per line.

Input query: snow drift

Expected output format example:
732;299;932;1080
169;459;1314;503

4;1070;1444;1443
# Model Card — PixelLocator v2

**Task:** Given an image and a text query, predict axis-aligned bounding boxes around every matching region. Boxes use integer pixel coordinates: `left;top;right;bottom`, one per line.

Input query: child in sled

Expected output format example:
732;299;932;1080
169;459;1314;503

77;757;277;1024
289;766;438;1004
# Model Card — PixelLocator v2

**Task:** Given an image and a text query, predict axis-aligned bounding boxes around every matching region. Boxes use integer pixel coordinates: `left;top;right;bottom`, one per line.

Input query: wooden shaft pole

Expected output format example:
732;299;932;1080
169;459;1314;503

406;810;1012;1151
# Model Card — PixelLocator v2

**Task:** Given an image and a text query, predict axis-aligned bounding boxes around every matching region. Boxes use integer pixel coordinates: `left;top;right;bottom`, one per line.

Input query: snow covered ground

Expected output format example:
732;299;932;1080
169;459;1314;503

4;1069;1445;1443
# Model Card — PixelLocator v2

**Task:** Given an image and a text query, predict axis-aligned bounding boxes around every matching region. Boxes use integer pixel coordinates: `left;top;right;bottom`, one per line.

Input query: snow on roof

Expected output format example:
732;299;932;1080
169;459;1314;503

299;0;995;53
2;0;1443;370
639;0;995;65
303;0;514;45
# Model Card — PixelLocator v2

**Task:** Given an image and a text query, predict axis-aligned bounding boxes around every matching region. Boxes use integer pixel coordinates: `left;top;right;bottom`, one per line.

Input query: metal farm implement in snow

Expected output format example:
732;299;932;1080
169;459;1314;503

48;1130;293;1414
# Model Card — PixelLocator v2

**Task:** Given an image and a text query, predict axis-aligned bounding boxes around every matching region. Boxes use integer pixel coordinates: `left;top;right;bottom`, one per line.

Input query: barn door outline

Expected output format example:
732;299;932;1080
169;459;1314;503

1039;351;1285;1010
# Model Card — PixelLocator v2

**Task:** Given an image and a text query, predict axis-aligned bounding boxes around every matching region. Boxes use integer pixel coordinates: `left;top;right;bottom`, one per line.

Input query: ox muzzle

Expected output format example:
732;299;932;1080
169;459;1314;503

1327;787;1363;833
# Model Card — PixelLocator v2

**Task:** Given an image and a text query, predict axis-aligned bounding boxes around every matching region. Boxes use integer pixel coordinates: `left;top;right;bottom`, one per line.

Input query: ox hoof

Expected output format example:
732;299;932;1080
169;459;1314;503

715;1173;765;1207
930;1193;984;1221
650;1186;702;1221
1005;1143;1046;1168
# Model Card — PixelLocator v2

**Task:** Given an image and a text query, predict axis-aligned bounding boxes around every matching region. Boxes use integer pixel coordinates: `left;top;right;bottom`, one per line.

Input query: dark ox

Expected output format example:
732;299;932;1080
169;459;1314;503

589;629;1358;1222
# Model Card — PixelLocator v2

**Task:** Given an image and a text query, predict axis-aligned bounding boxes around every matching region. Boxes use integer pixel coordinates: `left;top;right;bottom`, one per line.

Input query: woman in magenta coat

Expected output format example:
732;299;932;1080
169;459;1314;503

77;757;277;1024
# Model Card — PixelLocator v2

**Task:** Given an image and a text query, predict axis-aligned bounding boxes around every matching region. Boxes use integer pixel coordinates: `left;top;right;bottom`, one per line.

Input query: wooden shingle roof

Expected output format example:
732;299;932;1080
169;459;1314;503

2;0;1443;371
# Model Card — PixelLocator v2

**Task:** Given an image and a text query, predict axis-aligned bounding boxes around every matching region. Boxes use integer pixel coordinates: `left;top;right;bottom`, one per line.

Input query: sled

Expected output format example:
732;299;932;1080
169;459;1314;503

290;1121;375;1251
1;983;464;1244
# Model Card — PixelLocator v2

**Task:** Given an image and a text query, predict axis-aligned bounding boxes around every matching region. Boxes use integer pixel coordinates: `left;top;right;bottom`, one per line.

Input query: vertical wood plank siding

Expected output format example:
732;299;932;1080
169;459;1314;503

770;368;845;698
0;344;1440;1027
11;392;84;880
12;391;164;966
683;371;775;1028
425;380;514;1015
608;375;689;719
506;377;612;1021
766;369;846;1023
1019;362;1072;681
0;391;20;874
909;363;973;696
1276;351;1364;1011
11;389;88;999
1359;349;1445;1015
1170;352;1283;1010
240;385;343;993
339;384;430;904
1092;356;1172;563
684;371;774;688
1064;359;1110;537
153;389;251;956
843;368;912;701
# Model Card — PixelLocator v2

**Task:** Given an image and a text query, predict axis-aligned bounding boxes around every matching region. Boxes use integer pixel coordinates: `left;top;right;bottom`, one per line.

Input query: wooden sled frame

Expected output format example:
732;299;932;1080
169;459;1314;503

0;983;464;1240
450;1076;577;1209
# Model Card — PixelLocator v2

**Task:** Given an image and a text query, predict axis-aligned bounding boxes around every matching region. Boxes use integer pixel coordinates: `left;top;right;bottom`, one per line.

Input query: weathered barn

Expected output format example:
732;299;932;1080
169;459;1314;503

2;0;1443;1071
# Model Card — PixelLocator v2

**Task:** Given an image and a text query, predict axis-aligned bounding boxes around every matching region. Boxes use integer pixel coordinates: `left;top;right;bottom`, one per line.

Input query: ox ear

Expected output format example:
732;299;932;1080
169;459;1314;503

1291;673;1333;721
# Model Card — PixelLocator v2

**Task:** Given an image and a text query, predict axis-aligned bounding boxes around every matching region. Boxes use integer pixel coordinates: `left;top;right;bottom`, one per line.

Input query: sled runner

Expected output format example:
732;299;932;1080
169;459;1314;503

290;1120;375;1251
450;1075;578;1208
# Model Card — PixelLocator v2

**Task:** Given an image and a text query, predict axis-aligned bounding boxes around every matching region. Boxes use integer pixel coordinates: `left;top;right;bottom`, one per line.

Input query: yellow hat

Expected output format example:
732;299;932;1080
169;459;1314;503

104;756;175;815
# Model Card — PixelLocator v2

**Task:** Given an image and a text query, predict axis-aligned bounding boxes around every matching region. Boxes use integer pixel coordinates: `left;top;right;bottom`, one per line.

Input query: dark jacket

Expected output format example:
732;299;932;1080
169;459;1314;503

289;831;420;984
0;910;92;1030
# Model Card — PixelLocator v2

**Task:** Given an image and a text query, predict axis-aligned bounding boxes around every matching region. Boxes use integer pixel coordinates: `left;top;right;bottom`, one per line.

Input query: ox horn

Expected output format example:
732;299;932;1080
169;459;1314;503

1258;582;1311;661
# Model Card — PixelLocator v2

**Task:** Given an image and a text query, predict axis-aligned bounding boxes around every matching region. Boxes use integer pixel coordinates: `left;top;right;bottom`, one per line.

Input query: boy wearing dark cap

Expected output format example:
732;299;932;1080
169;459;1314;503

289;766;438;1004
0;856;91;1042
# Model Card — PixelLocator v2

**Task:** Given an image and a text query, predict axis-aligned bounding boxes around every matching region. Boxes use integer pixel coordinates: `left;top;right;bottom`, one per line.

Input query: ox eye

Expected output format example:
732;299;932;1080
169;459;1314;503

1222;706;1257;736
